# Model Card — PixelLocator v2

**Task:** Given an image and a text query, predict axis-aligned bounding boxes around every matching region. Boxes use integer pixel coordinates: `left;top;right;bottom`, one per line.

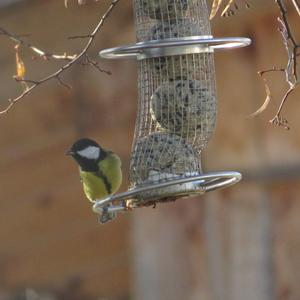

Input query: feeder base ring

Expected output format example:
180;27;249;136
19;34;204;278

99;37;251;60
92;171;242;220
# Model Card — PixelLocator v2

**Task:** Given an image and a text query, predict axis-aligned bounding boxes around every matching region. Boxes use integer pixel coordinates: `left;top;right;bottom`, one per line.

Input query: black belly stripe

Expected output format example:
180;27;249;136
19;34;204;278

96;169;112;195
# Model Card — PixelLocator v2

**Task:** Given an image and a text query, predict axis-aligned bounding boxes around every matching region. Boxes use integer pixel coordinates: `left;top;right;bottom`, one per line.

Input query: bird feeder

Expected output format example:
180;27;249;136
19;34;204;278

93;0;251;223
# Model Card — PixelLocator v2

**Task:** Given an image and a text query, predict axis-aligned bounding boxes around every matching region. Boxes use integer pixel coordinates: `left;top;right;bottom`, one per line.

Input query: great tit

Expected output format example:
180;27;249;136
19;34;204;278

66;138;122;204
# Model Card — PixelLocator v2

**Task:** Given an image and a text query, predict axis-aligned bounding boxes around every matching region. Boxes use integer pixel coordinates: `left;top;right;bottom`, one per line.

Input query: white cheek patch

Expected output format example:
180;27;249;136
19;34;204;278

77;146;100;160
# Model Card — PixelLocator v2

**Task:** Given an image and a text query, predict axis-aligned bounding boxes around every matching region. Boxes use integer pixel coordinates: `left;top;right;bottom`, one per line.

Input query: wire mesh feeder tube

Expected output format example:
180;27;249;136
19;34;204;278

129;54;216;206
96;0;250;219
129;0;228;206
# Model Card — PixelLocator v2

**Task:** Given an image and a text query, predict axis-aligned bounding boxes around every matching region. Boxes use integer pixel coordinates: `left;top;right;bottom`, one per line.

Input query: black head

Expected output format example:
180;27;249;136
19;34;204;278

66;138;106;171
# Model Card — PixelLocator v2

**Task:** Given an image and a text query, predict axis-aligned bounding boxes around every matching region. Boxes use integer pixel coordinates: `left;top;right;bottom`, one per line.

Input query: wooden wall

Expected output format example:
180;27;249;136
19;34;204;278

0;1;135;299
132;2;300;300
0;1;299;299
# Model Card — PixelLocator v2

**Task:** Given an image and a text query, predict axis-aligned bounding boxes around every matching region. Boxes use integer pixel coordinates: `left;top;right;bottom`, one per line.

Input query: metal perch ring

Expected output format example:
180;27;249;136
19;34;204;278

99;37;251;60
92;171;242;215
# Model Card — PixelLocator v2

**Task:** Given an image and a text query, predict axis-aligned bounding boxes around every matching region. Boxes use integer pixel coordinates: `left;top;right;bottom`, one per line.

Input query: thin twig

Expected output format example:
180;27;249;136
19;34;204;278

276;0;298;45
0;27;76;60
84;54;112;75
14;78;39;85
291;0;300;17
221;0;236;17
210;0;250;19
258;67;286;76
57;76;72;90
68;34;93;39
0;0;120;114
271;0;299;128
249;67;287;119
254;0;299;129
269;86;294;130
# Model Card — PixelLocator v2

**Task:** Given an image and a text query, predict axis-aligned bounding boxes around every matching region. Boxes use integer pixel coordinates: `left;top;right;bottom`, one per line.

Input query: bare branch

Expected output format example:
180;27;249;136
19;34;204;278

84;54;112;75
57;76;72;90
210;0;223;19
221;0;236;17
291;0;300;17
253;0;299;129
269;1;299;128
0;0;121;115
209;0;250;19
14;78;38;85
68;34;93;39
65;0;97;8
258;67;286;76
0;27;76;61
248;72;273;118
269;86;295;130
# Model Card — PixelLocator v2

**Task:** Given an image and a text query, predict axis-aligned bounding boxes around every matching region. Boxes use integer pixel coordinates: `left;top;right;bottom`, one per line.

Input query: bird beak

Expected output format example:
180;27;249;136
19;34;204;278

65;149;74;156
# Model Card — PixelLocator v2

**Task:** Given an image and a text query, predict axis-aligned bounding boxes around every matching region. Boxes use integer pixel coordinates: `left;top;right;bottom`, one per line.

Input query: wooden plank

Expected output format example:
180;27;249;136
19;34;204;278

132;198;210;300
270;183;300;300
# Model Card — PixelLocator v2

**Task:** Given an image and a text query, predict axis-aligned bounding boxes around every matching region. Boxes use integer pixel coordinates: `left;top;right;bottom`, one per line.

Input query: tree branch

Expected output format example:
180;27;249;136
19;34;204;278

84;54;112;75
0;27;76;61
269;86;295;129
291;0;300;17
268;1;299;128
210;0;250;19
0;0;121;115
253;0;299;129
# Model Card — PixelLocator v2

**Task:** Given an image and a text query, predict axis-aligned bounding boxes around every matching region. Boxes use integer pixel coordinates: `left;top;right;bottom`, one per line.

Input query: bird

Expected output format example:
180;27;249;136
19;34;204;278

66;138;122;221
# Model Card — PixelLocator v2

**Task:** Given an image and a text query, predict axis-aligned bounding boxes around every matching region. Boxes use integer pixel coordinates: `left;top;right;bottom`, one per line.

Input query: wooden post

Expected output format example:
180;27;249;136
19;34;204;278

132;199;211;300
204;186;274;300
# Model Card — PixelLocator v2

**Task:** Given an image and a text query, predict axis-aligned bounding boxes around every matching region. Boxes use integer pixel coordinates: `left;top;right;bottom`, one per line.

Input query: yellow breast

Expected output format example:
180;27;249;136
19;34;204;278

80;152;122;202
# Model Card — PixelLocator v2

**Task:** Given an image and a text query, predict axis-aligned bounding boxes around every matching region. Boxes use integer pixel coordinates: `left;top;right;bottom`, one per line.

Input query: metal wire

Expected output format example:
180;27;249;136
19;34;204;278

93;171;243;214
99;37;252;59
129;0;217;205
96;0;250;220
133;0;212;41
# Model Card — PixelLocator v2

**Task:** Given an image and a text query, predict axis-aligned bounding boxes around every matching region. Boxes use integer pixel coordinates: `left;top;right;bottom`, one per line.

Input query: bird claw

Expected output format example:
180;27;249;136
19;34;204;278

97;205;116;224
